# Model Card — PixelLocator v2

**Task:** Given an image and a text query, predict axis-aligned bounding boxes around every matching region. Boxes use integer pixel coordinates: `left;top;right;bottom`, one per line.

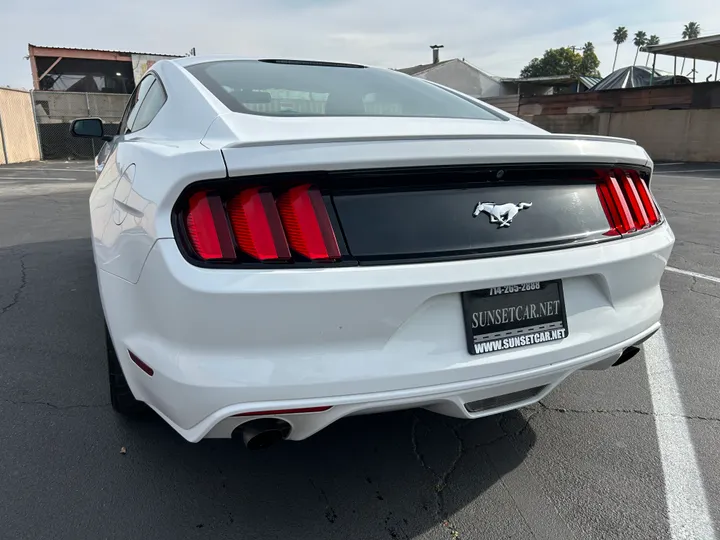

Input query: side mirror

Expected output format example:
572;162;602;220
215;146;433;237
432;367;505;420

70;118;111;140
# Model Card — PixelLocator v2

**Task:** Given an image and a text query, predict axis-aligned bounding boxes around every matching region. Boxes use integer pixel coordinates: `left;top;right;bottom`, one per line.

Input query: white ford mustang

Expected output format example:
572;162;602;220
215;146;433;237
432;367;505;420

71;56;674;448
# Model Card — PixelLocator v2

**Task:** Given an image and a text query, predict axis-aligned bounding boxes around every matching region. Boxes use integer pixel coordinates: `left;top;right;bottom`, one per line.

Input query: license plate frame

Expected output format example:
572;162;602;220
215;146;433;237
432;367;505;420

461;280;569;355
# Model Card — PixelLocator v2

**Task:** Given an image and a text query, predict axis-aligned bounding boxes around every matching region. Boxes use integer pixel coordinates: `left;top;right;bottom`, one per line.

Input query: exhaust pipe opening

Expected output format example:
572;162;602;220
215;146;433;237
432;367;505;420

232;418;291;450
612;345;641;367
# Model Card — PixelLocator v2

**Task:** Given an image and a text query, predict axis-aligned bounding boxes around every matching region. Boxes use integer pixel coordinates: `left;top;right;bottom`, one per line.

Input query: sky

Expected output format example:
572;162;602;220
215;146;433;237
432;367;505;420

1;0;718;89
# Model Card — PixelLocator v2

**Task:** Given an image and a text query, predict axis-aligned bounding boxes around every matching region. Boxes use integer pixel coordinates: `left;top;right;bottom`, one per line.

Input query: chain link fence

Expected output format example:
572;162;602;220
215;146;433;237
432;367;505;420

32;91;129;160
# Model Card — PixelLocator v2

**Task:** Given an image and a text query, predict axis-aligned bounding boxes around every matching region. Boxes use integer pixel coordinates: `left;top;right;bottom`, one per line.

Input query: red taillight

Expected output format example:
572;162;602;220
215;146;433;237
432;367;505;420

185;191;235;260
616;170;649;229
181;184;342;264
628;170;660;225
597;169;660;236
227;187;291;261
277;184;341;261
233;406;332;417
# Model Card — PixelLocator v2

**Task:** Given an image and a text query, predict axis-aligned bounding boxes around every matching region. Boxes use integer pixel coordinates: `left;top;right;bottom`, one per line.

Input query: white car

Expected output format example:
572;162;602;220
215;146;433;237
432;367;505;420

70;56;674;449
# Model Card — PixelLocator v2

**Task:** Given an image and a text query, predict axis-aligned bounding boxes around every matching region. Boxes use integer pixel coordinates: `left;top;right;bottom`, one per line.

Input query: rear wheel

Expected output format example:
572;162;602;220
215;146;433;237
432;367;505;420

106;324;147;416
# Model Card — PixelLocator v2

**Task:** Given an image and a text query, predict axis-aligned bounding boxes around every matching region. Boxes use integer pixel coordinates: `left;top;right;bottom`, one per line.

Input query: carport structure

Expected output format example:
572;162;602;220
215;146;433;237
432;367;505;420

645;33;720;84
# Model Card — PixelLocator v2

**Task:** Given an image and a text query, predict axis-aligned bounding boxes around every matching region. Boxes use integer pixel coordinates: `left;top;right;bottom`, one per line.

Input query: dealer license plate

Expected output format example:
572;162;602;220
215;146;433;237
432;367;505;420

461;280;568;355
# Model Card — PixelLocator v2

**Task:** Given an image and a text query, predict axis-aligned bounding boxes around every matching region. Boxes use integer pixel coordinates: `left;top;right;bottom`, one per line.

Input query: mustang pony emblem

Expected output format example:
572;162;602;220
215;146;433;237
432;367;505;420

473;201;532;228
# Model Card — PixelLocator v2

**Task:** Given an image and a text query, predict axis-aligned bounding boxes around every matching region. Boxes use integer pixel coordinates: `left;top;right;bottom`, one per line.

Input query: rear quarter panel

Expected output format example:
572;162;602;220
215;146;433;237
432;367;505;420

90;60;229;284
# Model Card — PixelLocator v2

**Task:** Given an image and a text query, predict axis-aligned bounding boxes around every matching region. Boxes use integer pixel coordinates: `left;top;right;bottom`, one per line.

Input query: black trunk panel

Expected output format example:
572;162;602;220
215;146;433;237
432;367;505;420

331;183;610;261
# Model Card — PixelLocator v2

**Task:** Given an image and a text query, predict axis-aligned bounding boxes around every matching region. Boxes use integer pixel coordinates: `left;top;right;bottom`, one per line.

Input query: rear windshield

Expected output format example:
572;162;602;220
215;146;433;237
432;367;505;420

185;60;504;120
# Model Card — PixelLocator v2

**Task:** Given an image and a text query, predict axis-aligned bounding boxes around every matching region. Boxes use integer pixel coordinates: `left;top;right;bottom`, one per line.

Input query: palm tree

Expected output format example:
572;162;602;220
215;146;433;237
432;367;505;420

645;35;660;66
612;26;628;72
633;31;647;66
681;22;701;74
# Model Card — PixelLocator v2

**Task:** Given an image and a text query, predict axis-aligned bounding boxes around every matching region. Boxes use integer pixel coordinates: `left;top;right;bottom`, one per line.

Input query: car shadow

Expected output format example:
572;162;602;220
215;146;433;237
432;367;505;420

0;238;537;540
123;407;536;539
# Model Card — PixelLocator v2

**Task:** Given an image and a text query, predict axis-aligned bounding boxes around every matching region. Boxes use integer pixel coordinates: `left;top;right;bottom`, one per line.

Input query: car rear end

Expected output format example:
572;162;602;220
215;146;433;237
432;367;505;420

99;129;674;442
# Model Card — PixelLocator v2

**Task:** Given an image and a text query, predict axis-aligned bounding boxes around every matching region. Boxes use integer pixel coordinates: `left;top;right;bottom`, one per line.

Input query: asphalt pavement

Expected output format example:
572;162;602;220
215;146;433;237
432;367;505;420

0;160;719;540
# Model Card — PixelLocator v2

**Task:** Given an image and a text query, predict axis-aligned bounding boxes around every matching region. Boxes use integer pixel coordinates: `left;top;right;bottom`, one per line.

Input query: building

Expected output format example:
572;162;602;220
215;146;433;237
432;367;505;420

398;46;600;101
500;75;602;96
397;46;511;98
27;44;182;94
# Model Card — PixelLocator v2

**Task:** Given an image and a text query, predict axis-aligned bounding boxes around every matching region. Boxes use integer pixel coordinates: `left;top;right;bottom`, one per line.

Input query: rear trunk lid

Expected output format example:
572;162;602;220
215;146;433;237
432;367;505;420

194;124;655;266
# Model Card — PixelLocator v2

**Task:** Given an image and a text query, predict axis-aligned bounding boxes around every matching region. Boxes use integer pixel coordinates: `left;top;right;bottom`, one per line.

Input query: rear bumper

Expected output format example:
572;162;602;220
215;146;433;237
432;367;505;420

98;222;674;441
182;323;658;442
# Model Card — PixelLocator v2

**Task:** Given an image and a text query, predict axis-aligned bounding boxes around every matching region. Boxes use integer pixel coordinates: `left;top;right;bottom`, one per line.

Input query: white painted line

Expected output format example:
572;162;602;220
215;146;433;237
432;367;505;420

655;168;720;174
644;328;716;540
655;162;686;167
0;177;80;181
654;175;720;181
666;266;720;284
0;167;93;172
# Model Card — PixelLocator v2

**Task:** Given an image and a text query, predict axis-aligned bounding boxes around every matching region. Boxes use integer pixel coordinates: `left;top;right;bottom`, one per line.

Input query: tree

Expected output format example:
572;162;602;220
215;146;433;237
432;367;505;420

579;42;601;77
633;31;647;66
612;26;629;72
681;22;701;76
645;35;660;66
683;21;701;39
520;46;600;78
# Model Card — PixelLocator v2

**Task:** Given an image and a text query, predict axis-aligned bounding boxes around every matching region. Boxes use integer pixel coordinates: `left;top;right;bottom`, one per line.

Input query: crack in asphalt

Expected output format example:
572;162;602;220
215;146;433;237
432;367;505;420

410;411;539;540
410;414;464;539
1;398;110;411
309;479;338;525
0;255;27;316
538;401;720;423
689;276;720;300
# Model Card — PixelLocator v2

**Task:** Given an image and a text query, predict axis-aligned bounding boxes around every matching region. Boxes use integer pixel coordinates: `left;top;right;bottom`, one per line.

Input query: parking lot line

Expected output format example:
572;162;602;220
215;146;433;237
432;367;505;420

644;328;716;540
0;177;83;181
666;267;720;284
655;169;720;174
0;167;93;172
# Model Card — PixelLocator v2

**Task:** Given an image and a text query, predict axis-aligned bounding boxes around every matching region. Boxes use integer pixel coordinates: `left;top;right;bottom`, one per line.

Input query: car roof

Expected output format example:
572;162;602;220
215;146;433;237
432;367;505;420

171;55;368;69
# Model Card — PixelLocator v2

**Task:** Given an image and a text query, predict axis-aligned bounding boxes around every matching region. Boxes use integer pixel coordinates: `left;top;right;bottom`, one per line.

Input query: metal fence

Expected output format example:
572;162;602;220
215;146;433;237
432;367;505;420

32;91;129;160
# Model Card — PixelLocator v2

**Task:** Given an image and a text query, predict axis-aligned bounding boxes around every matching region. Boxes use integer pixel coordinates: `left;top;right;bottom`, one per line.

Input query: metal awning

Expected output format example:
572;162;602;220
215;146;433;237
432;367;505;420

644;34;720;62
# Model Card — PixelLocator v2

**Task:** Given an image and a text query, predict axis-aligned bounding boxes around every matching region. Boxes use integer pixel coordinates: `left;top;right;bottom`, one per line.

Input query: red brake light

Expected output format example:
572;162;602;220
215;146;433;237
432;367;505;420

628;170;660;225
277;184;341;261
185;191;235;260
596;169;660;236
227;187;291;261
616;170;649;229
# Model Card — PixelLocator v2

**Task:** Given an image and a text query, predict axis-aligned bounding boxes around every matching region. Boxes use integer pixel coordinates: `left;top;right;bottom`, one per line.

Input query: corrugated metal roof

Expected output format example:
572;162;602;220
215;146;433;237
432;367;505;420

28;44;180;57
502;74;602;89
645;33;720;62
579;76;602;88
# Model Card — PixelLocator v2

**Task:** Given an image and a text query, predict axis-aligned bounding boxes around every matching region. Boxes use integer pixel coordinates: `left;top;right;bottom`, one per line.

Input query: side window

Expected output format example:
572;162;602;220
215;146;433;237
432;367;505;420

119;76;155;135
130;78;167;132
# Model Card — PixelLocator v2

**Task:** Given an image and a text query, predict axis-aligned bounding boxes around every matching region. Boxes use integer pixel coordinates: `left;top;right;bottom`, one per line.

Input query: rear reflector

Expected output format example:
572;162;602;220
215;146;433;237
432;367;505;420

227;187;291;261
597;169;660;236
128;350;154;376
185;192;235;260
233;406;332;417
277;185;341;261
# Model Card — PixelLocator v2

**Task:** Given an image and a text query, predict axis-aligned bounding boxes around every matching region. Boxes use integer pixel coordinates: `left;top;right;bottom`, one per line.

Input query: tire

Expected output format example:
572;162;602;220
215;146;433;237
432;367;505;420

106;324;147;416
